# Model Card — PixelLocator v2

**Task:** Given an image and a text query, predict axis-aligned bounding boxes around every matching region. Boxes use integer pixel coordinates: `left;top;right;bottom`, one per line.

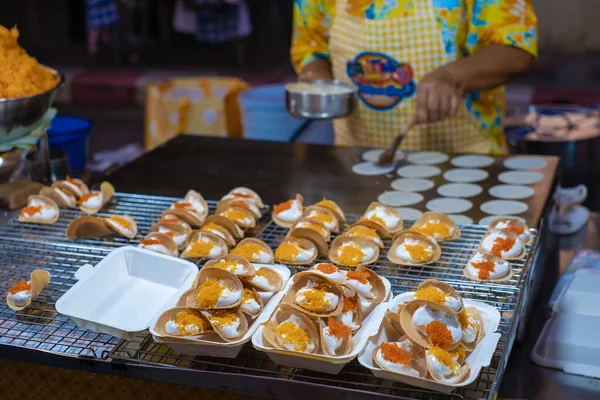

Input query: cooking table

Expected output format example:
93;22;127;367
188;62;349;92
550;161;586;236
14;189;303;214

0;136;566;399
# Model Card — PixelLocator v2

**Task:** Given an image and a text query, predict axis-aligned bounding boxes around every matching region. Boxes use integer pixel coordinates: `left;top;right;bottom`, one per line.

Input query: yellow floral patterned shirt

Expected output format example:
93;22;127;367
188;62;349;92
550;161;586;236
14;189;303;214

291;0;538;153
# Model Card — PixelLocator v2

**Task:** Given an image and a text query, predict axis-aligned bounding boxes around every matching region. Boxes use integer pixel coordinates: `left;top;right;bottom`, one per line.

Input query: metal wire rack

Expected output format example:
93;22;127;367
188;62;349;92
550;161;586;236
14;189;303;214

0;192;537;399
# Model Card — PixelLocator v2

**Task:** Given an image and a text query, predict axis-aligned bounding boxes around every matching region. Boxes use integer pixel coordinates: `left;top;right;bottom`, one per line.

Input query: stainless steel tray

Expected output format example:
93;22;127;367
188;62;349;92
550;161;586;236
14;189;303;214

0;192;538;399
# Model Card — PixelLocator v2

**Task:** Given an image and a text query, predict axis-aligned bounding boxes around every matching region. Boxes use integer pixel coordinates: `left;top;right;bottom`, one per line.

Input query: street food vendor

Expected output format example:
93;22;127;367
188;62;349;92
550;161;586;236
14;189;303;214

291;1;537;154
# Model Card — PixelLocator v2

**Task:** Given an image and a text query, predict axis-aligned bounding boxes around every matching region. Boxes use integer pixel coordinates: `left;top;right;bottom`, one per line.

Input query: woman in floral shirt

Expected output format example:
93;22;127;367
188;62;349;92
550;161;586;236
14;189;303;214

291;0;537;153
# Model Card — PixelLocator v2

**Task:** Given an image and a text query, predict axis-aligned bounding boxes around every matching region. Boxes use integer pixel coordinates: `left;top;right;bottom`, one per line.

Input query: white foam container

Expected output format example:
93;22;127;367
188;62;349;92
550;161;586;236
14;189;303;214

358;292;501;393
531;268;600;378
150;263;291;359
251;276;392;375
56;247;198;340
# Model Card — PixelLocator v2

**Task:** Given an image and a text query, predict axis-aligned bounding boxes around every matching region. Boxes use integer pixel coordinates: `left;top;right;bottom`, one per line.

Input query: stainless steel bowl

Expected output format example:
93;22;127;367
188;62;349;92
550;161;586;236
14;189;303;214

0;67;64;143
285;80;358;120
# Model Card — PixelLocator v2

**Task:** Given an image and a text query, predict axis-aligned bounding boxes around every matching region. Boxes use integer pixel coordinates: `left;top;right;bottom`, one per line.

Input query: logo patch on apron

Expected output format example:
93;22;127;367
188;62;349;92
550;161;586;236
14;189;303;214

346;52;415;110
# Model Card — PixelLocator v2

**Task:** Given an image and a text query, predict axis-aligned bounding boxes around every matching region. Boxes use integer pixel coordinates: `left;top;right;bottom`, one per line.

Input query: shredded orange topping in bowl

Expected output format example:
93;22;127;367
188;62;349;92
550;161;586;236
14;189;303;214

424;321;454;348
174;311;207;334
346;269;370;284
274;200;293;214
275;241;301;261
196;280;225;308
208;309;239;328
140;238;162;246
231;243;262;260
490;236;515;257
471;259;496;279
405;242;431;262
327;317;351;339
109;215;131;229
276;321;310;352
414;287;448;304
21;205;42;217
221;209;248;223
316;263;338;274
339;244;364;266
9;280;31;294
381;342;413;365
79;192;100;205
188;240;216;258
0;26;60;98
348;225;377;238
414;221;450;240
342;295;359;313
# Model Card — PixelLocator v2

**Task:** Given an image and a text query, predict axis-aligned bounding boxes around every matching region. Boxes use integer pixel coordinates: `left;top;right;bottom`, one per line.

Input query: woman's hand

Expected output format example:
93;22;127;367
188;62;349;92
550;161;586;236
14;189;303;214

415;66;463;124
298;59;333;82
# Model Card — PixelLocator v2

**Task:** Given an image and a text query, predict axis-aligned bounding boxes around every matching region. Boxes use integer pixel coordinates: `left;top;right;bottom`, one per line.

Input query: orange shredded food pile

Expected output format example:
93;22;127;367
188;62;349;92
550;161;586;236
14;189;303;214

174;311;207;334
457;310;471;330
316;263;338;274
309;211;334;224
276;321;310;352
339;244;364;266
242;288;256;303
275;241;301;261
327;317;351;339
414;287;447;304
300;222;326;237
109;215;131;229
342;295;359;313
172;201;192;210
349;225;377;238
504;223;524;235
231;243;262;259
140;238;162;246
428;346;463;369
298;285;332;312
196;280;225;308
346;269;370;284
187;240;215;257
215;260;242;273
273;200;293;214
208;310;239;328
201;222;226;235
221;209;247;223
0;26;60;98
381;342;413;365
79;192;100;205
316;198;337;210
414;221;450;240
255;268;271;280
367;215;387;227
471;258;496;279
425;321;454;348
21;205;42;217
9;280;31;294
405;243;431;262
490;236;515;257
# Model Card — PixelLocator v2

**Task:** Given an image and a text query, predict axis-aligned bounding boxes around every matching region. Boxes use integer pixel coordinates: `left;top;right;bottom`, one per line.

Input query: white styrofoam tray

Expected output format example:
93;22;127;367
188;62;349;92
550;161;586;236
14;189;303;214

55;246;198;340
150;263;291;359
251;276;392;375
358;292;501;393
531;268;600;378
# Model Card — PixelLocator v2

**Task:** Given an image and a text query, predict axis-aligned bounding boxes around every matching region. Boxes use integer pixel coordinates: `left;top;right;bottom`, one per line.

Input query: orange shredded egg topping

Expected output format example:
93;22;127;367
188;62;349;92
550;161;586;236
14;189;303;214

299;285;332;312
346;269;370;284
140;238;161;246
342;295;359;313
428;346;465;370
310;211;334;224
79;192;100;205
208;309;239;328
471;259;496;279
327;317;351;339
221;209;248;223
201;222;227;235
273;200;293;215
349;225;377;238
172;201;192;210
196;280;225;308
232;192;253;199
457;310;472;330
490;236;515;257
300;222;326;237
316;263;338;274
255;268;271;280
231;243;262;259
242;288;256;303
174;311;207;334
504;222;525;235
215;260;242;273
275;241;301;261
413;221;450;240
21;205;42;217
109;215;131;229
9;280;31;294
276;321;310;352
414;287;448;304
316;198;337;211
187;240;216;258
381;342;413;365
339;244;364;266
424;321;454;349
405;243;431;262
367;215;387;227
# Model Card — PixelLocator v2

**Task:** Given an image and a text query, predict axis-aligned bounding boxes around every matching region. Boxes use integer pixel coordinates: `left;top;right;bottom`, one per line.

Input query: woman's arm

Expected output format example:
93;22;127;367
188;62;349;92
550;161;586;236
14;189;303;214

291;0;334;81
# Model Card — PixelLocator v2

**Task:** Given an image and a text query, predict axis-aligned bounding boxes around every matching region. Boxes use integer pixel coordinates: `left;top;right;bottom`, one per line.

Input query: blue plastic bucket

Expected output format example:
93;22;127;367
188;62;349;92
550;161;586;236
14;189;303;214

240;84;307;142
47;116;92;171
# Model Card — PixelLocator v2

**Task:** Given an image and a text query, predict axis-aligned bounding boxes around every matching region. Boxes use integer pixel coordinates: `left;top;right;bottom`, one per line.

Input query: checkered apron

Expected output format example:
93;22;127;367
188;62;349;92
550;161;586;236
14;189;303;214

329;0;493;153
